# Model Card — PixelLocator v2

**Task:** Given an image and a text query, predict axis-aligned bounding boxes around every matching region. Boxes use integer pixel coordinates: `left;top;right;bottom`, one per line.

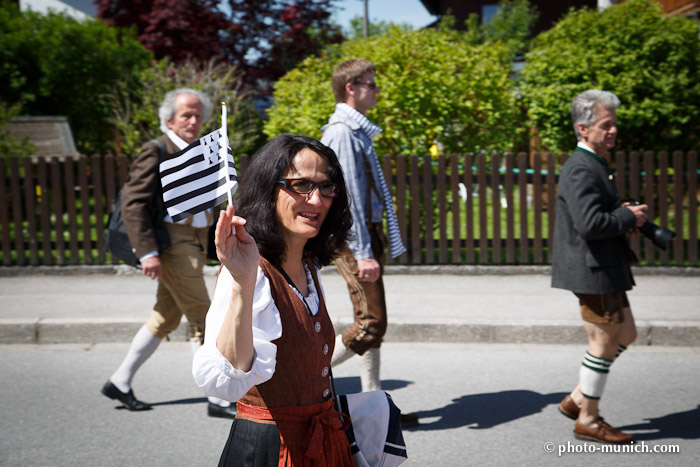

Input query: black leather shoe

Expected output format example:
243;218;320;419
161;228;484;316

400;412;419;428
101;380;151;411
208;402;237;419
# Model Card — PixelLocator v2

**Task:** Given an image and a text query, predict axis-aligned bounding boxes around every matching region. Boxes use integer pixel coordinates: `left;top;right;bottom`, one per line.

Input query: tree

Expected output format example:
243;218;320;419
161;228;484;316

480;0;538;58
96;0;343;93
95;0;230;63
0;101;35;160
0;2;152;155
344;16;413;40
520;0;700;153
108;58;265;158
219;0;343;93
265;27;522;155
458;0;539;60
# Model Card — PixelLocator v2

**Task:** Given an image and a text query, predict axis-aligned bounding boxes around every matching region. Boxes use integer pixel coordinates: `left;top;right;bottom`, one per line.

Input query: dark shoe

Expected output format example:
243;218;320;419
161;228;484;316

574;417;634;444
208;402;237;419
101;380;151;411
400;412;419;428
558;394;580;420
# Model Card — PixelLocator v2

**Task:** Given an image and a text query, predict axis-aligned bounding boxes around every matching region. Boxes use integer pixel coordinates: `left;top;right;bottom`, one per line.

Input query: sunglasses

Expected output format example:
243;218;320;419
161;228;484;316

278;178;340;198
353;80;379;90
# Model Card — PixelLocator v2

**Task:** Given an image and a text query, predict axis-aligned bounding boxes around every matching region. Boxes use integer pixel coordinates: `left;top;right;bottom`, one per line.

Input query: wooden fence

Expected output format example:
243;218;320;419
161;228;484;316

1;151;698;267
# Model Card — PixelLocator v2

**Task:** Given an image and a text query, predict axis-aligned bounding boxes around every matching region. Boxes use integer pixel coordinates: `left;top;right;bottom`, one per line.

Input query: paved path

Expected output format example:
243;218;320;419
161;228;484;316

1;342;698;467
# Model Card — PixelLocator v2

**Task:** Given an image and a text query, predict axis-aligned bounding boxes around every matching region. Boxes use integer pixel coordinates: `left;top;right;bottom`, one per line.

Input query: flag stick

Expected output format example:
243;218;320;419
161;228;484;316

219;102;236;235
219;102;234;206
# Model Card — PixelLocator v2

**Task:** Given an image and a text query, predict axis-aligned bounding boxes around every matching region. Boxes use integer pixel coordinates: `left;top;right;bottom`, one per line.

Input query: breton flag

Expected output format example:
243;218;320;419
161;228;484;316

159;103;237;222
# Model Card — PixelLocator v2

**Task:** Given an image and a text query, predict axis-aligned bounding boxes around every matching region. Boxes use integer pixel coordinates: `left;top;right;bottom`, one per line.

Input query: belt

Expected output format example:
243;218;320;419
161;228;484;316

236;399;350;462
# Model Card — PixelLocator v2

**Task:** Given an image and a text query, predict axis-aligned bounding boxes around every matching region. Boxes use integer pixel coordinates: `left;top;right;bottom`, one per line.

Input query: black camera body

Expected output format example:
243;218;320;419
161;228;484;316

625;200;676;250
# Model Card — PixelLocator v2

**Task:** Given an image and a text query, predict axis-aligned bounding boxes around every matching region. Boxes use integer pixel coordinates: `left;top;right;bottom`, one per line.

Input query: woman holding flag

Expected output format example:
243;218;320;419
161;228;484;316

192;134;356;466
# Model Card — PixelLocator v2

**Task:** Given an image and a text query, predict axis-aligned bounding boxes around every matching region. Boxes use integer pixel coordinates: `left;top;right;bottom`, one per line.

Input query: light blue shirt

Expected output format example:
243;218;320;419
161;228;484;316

321;103;384;260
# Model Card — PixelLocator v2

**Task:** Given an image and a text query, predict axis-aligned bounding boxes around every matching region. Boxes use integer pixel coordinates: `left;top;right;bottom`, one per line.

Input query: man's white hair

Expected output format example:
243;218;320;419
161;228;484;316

571;89;620;140
158;88;213;134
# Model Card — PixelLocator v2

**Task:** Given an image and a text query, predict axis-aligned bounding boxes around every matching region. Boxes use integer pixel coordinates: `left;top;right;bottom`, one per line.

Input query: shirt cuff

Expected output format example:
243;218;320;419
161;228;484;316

139;251;159;262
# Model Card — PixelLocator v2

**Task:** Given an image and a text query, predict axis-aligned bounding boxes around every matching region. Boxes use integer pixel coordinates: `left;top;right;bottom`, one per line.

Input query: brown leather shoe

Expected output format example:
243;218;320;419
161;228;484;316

574;417;634;444
558;394;580;420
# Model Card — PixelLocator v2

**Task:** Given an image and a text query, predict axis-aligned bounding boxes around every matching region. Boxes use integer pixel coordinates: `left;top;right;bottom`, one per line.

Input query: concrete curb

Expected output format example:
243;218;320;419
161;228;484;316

2;318;698;347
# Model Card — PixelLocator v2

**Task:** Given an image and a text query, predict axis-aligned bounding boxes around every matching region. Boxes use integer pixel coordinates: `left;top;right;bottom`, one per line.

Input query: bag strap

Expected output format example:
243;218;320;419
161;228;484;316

150;139;166;159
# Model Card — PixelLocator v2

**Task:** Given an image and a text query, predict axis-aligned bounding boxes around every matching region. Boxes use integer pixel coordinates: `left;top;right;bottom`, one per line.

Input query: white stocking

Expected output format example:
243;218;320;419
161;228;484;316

360;348;381;392
110;324;161;393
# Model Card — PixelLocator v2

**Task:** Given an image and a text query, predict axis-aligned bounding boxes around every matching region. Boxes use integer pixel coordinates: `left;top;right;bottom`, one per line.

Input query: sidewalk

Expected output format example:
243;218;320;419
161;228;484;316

1;265;698;346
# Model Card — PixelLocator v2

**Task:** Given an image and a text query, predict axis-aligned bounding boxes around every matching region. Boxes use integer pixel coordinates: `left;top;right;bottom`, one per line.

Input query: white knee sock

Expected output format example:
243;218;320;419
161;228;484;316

360;348;381;392
110;324;161;393
331;334;355;367
615;344;627;359
579;351;612;400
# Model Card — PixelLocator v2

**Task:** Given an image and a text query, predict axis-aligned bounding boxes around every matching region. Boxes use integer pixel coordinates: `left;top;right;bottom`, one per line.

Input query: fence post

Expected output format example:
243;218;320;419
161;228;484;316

450;154;461;264
672;151;684;265
491;152;501;264
643;151;655;264
477;153;487;264
518;153;528;264
688;152;698;264
396;154;408;265
410;155;420;264
423;154;434;264
532;153;542;264
0;159;10;265
464;153;474;264
51;158;66;265
438;154;447;264
505;153;515;264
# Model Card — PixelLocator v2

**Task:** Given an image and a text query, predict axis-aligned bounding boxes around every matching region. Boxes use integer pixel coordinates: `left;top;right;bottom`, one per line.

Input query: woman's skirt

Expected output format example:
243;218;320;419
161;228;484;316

218;399;355;467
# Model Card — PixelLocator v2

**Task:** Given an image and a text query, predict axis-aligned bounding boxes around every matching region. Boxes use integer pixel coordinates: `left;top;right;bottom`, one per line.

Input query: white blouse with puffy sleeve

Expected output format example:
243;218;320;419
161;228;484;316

192;263;322;403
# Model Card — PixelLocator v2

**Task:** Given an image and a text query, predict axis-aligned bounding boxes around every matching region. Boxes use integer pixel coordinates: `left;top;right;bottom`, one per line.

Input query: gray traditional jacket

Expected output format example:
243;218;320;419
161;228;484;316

551;147;637;294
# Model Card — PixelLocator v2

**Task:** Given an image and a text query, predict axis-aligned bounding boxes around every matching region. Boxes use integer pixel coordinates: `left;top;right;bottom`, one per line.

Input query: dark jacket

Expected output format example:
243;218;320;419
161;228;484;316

121;135;176;258
551;148;637;294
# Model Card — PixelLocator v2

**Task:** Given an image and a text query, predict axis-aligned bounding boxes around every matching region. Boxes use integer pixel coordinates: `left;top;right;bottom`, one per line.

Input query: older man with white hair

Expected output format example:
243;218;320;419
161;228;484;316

101;88;235;419
552;89;648;443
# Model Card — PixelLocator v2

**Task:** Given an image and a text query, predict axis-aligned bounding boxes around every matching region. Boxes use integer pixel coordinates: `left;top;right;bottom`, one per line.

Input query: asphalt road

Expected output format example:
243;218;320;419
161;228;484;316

1;342;698;467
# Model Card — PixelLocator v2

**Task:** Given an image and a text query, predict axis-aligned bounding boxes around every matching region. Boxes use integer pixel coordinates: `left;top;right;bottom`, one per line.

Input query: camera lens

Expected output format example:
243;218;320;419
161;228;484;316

639;221;675;251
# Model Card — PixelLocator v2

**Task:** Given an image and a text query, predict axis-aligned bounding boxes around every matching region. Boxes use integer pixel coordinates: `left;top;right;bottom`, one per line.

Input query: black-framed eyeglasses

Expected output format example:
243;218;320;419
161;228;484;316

278;178;340;198
353;80;378;90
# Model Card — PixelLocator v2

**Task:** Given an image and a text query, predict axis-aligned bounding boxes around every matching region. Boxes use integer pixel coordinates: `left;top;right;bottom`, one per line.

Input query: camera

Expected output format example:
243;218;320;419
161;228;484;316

624;200;676;250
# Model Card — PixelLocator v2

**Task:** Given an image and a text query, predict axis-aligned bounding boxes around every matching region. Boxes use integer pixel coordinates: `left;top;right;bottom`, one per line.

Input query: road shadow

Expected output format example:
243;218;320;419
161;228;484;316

617;405;700;440
407;390;568;431
333;376;412;395
115;397;208;409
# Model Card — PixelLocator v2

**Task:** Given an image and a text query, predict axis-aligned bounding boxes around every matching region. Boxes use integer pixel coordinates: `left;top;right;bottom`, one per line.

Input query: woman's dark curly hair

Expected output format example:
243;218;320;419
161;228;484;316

234;134;353;268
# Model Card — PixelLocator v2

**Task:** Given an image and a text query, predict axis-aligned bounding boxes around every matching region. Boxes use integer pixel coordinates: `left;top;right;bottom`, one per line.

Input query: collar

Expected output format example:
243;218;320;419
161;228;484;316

166;129;189;150
576;141;609;168
333;103;382;140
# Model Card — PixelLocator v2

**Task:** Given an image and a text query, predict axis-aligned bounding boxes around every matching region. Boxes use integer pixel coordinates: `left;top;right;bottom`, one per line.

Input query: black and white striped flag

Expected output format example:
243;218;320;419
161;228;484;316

159;127;237;222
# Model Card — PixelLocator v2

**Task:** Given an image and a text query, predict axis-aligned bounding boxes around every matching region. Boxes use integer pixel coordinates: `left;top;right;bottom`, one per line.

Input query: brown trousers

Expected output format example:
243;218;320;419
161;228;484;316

334;223;388;355
145;222;210;343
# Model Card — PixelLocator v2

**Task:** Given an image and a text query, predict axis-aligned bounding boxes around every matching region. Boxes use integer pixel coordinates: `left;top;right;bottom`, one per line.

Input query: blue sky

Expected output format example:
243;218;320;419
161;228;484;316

330;0;436;31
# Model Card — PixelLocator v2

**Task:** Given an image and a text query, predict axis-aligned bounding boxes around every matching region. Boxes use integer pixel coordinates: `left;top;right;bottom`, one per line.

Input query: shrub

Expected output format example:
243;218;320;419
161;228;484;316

520;0;700;152
265;27;523;155
108;58;265;158
0;3;152;155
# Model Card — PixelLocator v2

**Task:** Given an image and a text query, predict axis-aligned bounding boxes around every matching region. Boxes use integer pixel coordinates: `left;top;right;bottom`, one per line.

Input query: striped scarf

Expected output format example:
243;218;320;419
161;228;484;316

337;104;406;258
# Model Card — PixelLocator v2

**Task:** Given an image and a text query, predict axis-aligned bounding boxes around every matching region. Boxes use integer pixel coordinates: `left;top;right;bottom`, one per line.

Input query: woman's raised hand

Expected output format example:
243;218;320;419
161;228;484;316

215;205;259;285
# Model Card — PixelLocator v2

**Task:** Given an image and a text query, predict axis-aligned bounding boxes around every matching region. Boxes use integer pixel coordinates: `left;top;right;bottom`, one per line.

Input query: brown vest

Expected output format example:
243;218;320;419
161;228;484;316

239;257;336;408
